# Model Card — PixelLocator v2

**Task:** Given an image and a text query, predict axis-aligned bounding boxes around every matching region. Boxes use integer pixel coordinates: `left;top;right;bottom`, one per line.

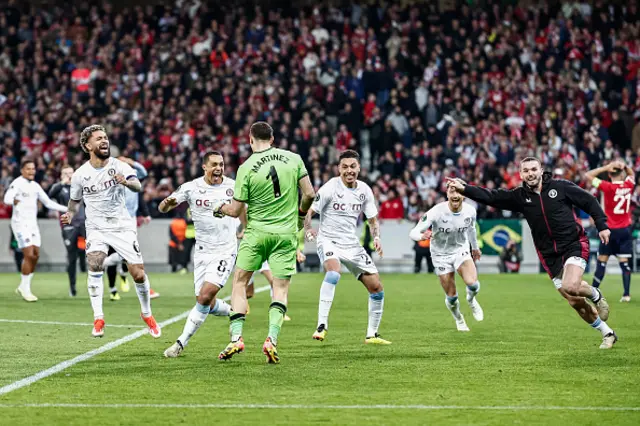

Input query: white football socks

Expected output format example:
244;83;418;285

135;274;152;317
445;295;462;320
88;272;104;319
19;273;34;293
317;271;340;328
366;291;385;337
178;303;209;347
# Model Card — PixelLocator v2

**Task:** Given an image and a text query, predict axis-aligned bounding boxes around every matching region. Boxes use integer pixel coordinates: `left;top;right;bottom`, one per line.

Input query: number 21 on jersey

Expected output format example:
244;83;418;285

613;192;631;214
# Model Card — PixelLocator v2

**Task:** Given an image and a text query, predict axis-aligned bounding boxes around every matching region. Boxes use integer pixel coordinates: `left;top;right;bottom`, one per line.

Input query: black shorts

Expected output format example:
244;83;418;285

538;237;589;279
598;226;633;258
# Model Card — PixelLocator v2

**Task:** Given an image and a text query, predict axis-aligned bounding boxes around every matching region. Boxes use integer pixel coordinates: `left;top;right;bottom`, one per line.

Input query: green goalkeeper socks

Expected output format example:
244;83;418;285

229;313;245;342
268;302;287;345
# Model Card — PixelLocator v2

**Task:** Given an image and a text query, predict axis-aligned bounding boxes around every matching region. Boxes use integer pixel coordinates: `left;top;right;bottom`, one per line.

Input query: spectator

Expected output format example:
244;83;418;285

499;241;522;274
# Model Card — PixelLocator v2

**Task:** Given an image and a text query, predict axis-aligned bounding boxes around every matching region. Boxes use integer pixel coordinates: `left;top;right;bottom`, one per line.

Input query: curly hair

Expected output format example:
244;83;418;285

79;124;106;153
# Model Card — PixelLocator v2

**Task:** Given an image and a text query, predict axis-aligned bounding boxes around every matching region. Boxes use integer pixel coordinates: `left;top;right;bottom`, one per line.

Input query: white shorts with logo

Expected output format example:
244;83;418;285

317;239;378;278
11;221;41;249
551;256;587;289
86;228;143;264
194;249;237;295
432;247;473;276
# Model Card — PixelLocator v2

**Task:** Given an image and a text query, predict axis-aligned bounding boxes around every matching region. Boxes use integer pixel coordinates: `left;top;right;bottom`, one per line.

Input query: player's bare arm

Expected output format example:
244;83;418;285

304;208;317;241
61;199;81;225
116;174;142;192
219;198;243;218
237;204;247;239
368;216;383;258
585;163;617;182
298;175;315;231
158;196;179;213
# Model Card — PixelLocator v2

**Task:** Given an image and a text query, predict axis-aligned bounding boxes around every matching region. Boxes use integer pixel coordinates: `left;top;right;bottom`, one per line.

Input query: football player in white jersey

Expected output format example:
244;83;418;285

159;151;242;357
60;125;160;339
304;150;390;344
409;184;484;331
4;159;67;302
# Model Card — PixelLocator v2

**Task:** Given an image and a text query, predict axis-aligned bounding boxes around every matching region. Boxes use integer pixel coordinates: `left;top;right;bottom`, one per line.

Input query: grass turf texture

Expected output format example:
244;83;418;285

0;272;638;425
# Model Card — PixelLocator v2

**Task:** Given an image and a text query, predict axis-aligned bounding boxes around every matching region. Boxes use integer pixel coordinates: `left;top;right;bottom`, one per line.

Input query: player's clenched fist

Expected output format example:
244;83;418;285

60;212;72;225
114;174;127;185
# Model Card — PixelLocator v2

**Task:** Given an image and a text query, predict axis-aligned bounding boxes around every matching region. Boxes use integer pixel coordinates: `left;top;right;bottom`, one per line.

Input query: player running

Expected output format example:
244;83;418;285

213;122;315;363
585;161;634;302
304;150;390;344
49;166;86;297
448;157;617;349
60;124;160;339
409;185;483;331
4;159;67;302
160;151;238;358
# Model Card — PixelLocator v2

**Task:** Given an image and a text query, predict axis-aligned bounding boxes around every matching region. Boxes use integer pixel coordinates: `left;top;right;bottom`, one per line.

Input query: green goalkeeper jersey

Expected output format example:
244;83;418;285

234;147;308;234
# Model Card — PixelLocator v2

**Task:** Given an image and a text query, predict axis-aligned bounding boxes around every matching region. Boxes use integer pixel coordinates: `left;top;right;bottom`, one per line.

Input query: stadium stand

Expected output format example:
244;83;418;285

1;0;640;222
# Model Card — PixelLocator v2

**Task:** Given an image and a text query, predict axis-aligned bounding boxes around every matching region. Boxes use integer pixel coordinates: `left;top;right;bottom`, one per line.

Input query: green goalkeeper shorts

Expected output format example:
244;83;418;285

236;228;297;279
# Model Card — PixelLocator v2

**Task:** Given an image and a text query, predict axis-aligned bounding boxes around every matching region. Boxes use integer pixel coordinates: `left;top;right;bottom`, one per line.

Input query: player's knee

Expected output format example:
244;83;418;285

87;257;104;272
130;268;145;283
324;270;341;285
561;278;581;295
198;285;219;305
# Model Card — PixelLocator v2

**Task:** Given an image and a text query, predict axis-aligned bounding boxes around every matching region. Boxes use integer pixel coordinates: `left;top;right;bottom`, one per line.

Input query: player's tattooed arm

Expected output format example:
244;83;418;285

304;208;317;241
368;216;384;258
220;199;243;217
61;199;80;225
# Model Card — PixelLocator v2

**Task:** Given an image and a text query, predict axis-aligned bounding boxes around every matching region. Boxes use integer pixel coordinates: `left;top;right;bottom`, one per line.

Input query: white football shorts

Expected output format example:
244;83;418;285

432;247;473;276
11;221;41;249
86;228;143;264
317;239;378;278
552;256;587;289
193;249;237;295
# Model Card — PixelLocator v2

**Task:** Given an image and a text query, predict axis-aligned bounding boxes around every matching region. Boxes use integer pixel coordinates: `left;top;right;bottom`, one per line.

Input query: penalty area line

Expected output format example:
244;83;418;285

0;403;637;412
0;285;271;397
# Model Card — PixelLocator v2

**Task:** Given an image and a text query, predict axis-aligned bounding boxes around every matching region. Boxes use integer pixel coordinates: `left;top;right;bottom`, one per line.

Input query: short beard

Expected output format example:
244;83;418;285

524;178;540;189
95;150;110;160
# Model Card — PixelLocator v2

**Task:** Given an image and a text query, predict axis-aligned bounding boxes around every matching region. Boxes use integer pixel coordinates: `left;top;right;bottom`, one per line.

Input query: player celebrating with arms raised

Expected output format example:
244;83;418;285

160;151;238;358
212;122;315;363
61;125;160;339
4;159;67;301
409;185;483;331
448;157;617;349
585;161;635;302
304;150;390;344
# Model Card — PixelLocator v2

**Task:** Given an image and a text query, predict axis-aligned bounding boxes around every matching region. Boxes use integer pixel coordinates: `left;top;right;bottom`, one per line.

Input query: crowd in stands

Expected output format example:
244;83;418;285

2;0;640;224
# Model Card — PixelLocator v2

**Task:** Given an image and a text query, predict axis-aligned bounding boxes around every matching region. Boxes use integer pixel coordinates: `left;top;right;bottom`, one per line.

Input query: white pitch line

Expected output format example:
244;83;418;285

0;319;143;328
0;403;638;412
0;285;271;397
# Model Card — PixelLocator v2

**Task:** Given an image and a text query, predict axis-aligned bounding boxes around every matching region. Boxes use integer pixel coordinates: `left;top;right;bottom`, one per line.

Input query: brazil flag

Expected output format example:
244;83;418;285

478;219;522;255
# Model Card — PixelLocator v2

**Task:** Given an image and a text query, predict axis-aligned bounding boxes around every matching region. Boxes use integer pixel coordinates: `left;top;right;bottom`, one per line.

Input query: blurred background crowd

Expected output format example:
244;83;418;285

1;0;640;226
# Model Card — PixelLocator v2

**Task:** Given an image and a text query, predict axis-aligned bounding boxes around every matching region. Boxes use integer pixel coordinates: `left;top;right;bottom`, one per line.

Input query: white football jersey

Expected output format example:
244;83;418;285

169;176;239;253
70;157;137;232
3;176;66;224
412;201;478;256
312;177;378;247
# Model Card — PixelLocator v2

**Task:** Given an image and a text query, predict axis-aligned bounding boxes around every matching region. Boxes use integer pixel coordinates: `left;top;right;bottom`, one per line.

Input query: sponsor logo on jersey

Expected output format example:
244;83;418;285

83;178;119;194
332;202;362;212
336;193;344;198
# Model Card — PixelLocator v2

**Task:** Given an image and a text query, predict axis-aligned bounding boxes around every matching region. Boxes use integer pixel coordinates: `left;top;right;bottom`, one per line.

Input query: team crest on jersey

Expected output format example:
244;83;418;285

315;194;320;202
226;189;234;197
548;189;558;198
108;169;116;176
359;194;365;201
464;217;471;225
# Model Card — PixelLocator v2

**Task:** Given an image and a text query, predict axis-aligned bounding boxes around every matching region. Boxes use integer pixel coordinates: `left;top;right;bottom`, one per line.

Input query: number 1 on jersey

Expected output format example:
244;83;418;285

267;165;281;198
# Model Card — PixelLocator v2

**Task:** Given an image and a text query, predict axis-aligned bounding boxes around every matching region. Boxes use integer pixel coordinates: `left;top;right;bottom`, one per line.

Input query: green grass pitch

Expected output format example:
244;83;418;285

0;272;638;425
